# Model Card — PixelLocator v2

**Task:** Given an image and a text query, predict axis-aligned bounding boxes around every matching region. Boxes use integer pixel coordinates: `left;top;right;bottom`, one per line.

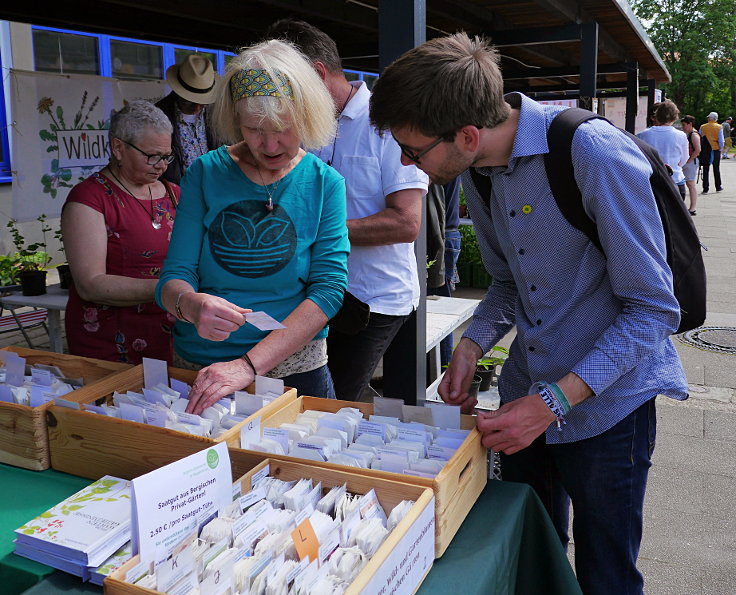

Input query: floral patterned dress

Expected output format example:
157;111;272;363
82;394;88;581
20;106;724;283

64;172;179;364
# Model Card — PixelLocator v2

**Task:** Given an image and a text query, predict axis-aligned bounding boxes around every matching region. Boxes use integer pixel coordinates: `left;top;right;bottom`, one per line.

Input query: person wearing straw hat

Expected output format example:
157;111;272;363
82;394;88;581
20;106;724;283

156;54;218;185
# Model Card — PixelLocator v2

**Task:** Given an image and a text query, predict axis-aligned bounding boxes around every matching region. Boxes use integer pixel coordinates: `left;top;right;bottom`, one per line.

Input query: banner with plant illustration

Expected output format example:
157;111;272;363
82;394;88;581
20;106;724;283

9;69;167;221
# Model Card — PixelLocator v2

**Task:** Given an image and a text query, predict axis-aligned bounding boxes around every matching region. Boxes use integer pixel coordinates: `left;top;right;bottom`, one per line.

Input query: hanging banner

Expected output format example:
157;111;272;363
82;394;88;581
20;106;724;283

9;69;167;221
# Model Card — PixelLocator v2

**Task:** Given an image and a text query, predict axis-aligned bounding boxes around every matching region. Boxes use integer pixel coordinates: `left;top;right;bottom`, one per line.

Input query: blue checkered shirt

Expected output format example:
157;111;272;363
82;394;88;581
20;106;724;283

462;93;688;443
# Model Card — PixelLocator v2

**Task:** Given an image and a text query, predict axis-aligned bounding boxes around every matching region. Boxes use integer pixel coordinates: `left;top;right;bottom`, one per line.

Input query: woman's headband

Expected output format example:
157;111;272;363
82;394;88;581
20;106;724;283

229;68;294;102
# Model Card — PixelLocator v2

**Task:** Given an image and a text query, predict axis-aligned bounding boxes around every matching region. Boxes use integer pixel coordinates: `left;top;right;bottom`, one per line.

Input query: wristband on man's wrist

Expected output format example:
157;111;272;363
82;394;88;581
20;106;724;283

530;381;570;431
174;292;193;323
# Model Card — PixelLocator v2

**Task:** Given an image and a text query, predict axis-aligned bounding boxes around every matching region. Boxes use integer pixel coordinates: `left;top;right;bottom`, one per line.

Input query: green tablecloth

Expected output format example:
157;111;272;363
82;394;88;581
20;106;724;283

1;465;580;595
0;466;89;594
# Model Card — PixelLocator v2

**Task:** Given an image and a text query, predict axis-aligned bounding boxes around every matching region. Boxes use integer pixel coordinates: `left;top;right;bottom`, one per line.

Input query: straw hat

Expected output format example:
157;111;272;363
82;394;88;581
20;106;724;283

166;54;217;105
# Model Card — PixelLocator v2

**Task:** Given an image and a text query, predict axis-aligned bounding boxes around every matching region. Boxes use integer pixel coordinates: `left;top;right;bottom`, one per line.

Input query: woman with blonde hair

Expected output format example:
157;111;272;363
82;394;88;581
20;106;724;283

157;40;349;413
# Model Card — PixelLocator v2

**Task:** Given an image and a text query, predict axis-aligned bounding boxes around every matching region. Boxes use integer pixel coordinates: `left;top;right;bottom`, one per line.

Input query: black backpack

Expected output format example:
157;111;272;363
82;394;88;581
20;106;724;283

470;107;706;334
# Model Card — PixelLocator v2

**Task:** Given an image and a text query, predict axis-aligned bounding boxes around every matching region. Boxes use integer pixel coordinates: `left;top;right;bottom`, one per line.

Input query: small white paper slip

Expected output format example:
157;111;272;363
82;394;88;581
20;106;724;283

84;403;109;416
131;442;231;564
0;385;13;403
142;357;169;390
373;396;405;418
240;416;261;448
120;402;146;423
245;311;286;331
199;563;233;595
30;368;53;386
255;375;284;397
427;402;462;430
263;427;290;454
169;378;190;398
146;408;167;428
235;392;263;416
29;385;54;408
5;356;25;387
402;404;435;426
155;543;195;592
143;388;169;406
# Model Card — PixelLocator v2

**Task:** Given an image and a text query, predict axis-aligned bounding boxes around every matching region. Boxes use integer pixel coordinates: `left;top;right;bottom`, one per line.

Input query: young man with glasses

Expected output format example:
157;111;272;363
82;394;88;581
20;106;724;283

370;33;688;595
265;19;428;403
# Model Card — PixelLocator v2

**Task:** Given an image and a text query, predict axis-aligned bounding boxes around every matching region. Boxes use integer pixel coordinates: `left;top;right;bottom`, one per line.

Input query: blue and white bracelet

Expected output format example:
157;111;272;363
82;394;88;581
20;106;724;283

531;381;571;431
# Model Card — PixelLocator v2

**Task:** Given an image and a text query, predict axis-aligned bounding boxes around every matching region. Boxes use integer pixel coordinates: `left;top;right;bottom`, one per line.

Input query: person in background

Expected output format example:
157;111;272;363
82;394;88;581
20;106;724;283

62;100;179;364
427;177;462;366
369;33;687;594
637;100;688;200
156;54;218;184
265;19;429;403
157;40;349;414
681;115;701;215
721;116;732;159
699;111;724;194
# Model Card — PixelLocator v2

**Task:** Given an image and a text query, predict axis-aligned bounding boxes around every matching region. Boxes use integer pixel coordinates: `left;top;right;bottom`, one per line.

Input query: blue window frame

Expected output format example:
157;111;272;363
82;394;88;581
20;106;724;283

0;47;10;182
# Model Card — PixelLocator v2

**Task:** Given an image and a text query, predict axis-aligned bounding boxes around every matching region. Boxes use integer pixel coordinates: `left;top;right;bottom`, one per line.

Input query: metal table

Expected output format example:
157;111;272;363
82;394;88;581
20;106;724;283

0;284;68;353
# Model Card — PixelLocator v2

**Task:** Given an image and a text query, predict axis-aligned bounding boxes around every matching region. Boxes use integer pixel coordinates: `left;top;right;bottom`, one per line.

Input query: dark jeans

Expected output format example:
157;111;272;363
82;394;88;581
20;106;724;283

327;311;409;401
702;150;722;192
501;399;656;595
281;364;336;399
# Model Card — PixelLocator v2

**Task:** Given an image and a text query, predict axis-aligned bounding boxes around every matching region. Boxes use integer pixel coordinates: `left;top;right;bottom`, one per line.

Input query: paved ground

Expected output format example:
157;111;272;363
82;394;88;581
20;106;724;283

2;159;734;594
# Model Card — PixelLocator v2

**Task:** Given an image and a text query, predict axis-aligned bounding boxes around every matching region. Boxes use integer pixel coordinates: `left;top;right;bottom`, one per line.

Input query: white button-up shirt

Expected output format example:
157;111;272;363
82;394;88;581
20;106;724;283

311;82;429;315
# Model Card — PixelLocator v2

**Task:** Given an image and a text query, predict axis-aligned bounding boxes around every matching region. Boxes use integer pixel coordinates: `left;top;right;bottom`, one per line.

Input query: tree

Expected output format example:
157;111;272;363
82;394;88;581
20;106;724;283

631;0;736;122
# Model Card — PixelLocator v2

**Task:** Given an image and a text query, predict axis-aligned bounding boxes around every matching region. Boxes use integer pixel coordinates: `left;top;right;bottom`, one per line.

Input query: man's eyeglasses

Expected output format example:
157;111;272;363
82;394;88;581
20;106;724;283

124;140;175;166
394;135;447;165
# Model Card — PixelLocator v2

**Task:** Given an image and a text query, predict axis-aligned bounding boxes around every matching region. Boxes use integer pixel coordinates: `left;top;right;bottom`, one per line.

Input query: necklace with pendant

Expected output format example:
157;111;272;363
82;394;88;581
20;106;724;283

107;168;161;229
256;168;282;212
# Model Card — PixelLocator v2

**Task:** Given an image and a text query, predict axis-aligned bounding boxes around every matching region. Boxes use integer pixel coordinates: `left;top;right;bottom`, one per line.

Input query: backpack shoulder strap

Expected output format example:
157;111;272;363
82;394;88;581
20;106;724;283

544;107;605;253
468;167;492;205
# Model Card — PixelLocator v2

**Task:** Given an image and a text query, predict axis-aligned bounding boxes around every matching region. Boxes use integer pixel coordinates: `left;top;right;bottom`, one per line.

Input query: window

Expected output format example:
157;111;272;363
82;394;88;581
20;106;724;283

32;29;100;75
110;40;163;80
174;49;216;71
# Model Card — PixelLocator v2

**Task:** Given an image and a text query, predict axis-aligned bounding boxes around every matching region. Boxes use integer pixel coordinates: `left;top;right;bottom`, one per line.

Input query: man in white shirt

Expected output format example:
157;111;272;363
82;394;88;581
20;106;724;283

266;20;429;401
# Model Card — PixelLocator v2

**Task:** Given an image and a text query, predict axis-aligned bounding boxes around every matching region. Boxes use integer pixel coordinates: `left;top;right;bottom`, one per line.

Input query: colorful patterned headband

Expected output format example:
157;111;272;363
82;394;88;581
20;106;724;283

229;68;294;102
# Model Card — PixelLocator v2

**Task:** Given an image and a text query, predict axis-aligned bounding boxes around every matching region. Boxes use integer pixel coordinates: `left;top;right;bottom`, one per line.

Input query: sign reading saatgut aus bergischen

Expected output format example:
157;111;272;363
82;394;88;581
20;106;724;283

10;69;166;221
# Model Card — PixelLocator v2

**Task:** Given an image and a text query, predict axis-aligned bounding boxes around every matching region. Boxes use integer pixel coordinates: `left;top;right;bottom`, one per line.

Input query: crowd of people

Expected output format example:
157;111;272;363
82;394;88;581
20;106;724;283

58;23;720;594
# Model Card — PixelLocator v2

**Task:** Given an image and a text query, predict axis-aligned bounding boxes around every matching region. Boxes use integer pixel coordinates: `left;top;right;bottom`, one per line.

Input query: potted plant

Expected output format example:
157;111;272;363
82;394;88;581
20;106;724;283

476;345;509;391
53;225;73;289
0;253;21;294
7;215;52;296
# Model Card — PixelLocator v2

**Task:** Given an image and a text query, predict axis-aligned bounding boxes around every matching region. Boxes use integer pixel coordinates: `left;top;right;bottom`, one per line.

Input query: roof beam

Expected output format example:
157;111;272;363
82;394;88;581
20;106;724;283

502;62;635;80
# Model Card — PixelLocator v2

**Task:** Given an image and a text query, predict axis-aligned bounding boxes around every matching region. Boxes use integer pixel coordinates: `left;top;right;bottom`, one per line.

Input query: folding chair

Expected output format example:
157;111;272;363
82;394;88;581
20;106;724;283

0;305;49;349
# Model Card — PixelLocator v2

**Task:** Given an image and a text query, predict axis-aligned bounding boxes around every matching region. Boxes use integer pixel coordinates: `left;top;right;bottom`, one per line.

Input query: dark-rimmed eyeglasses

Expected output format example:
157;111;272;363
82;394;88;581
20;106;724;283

124;140;175;166
393;135;447;165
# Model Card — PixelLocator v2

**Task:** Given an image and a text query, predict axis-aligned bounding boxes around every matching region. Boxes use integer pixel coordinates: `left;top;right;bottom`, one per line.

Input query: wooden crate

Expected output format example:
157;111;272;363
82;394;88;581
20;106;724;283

0;346;130;471
235;396;487;557
47;364;297;480
105;456;435;595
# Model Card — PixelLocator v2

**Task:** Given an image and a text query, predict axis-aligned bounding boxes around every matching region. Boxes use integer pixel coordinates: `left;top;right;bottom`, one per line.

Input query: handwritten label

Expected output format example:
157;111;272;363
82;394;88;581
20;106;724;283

291;518;320;562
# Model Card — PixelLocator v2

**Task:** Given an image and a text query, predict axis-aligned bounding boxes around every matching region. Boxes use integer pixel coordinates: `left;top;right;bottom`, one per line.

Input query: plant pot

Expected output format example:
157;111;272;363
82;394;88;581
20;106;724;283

19;270;47;296
57;264;73;289
476;368;496;392
468;374;482;400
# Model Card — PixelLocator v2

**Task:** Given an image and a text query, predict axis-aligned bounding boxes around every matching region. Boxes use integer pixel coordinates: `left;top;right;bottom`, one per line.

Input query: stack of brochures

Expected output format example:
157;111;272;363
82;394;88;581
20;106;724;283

13;475;132;580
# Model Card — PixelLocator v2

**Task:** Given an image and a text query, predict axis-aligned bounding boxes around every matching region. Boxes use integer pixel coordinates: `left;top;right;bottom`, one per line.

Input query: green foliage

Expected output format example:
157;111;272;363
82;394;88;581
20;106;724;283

0;254;20;287
477;345;509;371
631;0;736;120
6;215;52;272
458;224;482;265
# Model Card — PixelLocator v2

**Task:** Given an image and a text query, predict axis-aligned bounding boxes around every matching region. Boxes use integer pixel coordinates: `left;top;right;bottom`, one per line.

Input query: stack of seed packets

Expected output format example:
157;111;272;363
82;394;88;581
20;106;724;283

0;350;81;407
243;397;469;477
77;357;286;439
13;476;132;580
125;471;416;595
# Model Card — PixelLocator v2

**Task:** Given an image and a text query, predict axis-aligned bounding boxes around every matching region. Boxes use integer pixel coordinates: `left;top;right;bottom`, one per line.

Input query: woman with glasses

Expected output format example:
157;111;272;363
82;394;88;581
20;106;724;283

156;40;349;414
61;100;179;364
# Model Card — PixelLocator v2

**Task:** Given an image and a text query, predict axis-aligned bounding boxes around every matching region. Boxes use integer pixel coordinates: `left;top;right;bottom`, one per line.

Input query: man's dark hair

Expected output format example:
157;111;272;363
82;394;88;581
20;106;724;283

681;115;696;125
370;32;509;138
265;19;342;73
